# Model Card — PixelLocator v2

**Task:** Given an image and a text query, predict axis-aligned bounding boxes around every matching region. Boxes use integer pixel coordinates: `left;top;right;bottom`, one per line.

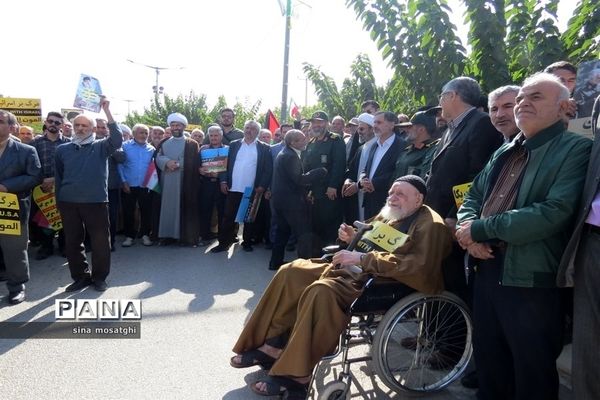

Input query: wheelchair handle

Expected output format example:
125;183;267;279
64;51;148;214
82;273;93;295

346;221;374;252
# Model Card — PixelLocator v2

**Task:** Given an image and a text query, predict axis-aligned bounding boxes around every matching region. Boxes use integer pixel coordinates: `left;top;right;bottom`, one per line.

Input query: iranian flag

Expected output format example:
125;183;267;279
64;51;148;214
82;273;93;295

142;162;161;193
290;100;300;120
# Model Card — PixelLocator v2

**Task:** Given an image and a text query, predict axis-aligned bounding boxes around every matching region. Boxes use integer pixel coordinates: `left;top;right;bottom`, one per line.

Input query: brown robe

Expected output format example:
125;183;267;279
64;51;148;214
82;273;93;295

232;205;452;377
180;138;200;244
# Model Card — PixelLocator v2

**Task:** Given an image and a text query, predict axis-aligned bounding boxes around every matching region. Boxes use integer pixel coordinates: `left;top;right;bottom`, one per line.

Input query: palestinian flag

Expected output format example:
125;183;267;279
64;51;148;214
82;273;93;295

142;162;161;193
265;109;280;134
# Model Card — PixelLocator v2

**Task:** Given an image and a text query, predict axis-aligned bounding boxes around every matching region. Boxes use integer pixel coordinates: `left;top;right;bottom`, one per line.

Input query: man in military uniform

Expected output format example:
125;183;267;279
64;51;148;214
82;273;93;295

393;111;439;181
303;111;346;256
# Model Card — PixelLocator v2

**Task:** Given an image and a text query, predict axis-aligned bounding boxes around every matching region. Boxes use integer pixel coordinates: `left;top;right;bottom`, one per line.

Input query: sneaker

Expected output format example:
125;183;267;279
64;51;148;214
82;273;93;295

8;290;25;305
122;237;134;247
210;244;229;253
142;235;153;246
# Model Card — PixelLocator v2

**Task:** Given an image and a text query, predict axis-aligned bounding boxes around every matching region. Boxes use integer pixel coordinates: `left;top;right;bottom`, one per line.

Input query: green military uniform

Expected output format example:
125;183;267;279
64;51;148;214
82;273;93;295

392;138;439;182
302;131;346;255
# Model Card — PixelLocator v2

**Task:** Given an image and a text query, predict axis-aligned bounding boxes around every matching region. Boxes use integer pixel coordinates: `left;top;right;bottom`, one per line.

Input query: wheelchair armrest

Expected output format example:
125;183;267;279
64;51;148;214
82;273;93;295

322;245;341;254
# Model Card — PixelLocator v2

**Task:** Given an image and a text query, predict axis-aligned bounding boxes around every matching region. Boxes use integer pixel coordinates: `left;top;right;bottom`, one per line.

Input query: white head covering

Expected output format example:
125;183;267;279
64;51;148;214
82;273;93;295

167;112;188;127
357;112;374;127
118;123;132;135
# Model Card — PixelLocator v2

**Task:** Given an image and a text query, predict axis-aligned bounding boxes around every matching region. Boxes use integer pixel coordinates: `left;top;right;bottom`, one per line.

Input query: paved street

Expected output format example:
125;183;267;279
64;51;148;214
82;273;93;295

0;240;569;399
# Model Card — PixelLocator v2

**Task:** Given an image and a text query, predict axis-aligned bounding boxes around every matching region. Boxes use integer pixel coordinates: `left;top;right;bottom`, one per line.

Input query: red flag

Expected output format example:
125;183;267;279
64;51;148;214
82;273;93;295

265;109;280;134
290;101;300;120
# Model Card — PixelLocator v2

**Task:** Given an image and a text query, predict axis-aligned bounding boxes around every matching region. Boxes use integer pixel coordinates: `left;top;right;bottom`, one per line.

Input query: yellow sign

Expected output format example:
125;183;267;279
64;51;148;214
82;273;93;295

0;97;43;133
187;124;202;131
357;221;409;253
32;186;62;230
0;193;21;235
453;182;473;209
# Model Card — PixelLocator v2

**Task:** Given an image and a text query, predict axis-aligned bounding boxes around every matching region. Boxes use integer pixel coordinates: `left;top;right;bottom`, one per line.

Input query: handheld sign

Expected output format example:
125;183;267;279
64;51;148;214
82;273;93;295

73;74;103;113
453;182;473;209
200;147;229;174
355;221;409;253
0;193;21;236
32;185;62;230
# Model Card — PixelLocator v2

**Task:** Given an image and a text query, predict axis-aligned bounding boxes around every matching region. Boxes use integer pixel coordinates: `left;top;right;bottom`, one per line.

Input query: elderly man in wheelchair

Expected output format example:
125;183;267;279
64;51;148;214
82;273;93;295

230;175;471;399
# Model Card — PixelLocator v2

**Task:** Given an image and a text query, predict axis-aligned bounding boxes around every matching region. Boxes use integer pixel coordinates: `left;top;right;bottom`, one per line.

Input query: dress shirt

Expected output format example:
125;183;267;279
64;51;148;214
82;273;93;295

118;140;155;187
231;139;258;193
443;106;475;146
586;189;600;226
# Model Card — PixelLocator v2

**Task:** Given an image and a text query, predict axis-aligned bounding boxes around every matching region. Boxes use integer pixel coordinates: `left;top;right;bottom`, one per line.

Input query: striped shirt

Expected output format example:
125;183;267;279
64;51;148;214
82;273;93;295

481;137;528;218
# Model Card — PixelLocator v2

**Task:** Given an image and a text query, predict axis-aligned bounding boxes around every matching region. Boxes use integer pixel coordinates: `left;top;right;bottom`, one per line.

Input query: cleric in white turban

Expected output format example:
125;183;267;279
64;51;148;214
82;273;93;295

156;111;200;246
167;112;188;127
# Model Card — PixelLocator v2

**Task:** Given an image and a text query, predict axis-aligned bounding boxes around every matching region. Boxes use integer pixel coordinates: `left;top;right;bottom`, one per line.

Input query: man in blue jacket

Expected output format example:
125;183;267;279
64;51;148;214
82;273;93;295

0;110;41;304
456;73;592;400
55;97;122;292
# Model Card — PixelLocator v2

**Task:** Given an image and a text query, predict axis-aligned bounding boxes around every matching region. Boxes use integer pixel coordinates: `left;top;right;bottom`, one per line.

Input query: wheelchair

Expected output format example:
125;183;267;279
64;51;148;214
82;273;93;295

311;224;473;399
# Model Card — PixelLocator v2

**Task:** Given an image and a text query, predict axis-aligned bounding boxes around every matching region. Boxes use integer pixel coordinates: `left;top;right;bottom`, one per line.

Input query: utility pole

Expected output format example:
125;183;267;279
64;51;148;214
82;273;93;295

280;0;292;123
126;59;184;101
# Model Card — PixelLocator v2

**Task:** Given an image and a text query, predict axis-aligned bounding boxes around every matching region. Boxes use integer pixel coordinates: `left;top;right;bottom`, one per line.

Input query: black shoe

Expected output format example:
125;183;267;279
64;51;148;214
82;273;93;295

268;264;280;271
8;290;25;305
0;274;7;282
65;277;93;292
461;371;479;389
93;280;108;292
242;243;254;252
210;244;229;253
35;247;53;260
285;244;296;252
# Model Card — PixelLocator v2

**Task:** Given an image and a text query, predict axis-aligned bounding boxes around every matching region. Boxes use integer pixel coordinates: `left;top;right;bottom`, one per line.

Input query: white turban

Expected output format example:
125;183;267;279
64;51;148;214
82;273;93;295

167;112;188;127
357;112;374;127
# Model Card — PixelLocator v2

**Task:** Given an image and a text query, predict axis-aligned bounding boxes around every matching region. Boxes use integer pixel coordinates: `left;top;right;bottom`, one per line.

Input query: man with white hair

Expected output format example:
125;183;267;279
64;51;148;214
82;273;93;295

155;113;200;246
211;120;272;253
231;175;452;398
342;112;376;222
488;85;521;143
456;73;592;400
55;97;122;292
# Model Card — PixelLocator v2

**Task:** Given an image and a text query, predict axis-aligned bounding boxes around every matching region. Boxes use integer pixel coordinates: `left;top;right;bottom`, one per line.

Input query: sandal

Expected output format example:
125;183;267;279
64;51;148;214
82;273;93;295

249;376;287;397
250;376;308;398
229;349;276;370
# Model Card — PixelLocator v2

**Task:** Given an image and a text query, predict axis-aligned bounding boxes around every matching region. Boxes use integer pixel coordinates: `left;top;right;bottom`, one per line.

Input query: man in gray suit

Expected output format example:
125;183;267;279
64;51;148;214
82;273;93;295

557;94;600;400
0;110;42;304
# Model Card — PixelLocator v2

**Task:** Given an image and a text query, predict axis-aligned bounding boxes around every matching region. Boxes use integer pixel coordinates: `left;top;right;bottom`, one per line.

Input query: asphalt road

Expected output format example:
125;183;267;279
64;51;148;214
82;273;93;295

0;239;568;400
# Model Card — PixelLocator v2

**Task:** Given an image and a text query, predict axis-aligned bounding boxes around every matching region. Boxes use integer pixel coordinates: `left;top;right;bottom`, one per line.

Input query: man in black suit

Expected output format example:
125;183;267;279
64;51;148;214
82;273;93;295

423;77;502;377
359;111;405;220
557;94;600;400
212;120;272;253
269;129;327;270
0;110;42;304
427;77;503;223
426;77;503;299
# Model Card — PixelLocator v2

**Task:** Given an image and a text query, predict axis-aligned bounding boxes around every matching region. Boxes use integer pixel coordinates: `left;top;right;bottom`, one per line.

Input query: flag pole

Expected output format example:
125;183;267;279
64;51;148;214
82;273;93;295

280;0;292;123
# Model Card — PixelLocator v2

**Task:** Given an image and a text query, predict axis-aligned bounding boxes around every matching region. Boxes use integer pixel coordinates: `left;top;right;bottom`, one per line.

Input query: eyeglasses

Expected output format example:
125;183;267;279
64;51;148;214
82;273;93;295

438;91;453;101
46;119;63;126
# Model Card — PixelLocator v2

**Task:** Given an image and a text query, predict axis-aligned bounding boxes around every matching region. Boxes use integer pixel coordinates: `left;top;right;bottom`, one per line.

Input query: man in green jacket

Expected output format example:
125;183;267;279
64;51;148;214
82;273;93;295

456;73;592;400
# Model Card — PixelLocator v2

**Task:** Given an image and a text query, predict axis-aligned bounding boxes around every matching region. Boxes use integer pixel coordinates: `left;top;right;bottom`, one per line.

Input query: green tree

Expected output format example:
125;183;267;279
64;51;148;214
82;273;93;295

125;92;261;130
341;0;599;112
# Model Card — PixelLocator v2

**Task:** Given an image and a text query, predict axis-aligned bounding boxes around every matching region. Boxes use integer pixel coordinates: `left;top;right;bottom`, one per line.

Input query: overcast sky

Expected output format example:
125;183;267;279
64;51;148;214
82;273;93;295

0;0;573;121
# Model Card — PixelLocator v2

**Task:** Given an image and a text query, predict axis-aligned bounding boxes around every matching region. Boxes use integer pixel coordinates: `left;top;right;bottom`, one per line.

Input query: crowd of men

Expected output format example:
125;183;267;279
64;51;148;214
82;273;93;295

0;59;599;400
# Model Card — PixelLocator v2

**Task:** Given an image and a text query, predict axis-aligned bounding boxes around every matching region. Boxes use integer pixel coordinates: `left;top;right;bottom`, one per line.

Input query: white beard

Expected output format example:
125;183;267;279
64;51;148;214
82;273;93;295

379;205;405;221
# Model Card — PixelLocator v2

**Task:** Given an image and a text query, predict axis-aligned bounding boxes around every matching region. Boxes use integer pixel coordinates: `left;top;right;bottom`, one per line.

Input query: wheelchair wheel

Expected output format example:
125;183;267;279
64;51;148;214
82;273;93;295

372;291;472;393
317;381;350;400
